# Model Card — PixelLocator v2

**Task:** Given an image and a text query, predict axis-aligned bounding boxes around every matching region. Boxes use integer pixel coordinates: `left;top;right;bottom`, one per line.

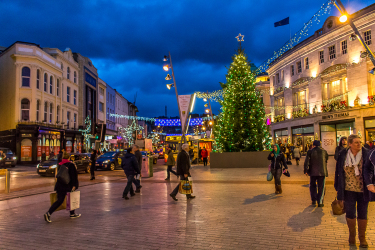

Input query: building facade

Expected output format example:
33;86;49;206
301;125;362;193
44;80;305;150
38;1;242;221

105;83;117;149
268;4;375;155
0;42;81;163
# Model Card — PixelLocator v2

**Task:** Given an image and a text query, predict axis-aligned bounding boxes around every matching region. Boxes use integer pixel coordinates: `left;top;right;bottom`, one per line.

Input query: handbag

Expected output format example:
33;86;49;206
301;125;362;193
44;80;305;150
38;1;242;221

178;179;193;195
331;198;345;215
66;191;80;211
56;164;70;185
267;171;273;181
50;193;66;211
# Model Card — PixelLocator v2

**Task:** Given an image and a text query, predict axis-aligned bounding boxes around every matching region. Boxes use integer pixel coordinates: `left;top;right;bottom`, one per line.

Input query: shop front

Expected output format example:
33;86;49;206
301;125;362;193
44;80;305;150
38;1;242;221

36;131;62;161
291;125;314;154
320;120;354;155
274;129;289;144
64;131;83;154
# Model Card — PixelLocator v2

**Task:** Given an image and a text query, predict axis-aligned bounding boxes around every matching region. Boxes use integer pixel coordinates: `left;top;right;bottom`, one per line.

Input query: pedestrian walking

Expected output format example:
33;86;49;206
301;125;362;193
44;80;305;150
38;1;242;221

334;136;347;161
364;141;371;150
304;140;329;207
44;152;80;223
335;134;375;248
170;144;195;201
267;144;288;194
165;147;177;180
57;150;63;163
201;147;208;166
121;148;140;200
132;144;143;193
90;150;97;180
293;145;301;165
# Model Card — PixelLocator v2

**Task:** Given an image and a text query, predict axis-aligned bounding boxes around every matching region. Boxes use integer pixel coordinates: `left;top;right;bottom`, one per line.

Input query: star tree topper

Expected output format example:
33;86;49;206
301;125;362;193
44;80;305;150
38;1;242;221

235;33;244;49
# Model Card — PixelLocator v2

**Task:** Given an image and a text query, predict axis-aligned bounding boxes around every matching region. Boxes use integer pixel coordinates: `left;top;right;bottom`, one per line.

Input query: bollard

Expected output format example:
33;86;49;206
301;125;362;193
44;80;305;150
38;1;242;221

0;169;10;193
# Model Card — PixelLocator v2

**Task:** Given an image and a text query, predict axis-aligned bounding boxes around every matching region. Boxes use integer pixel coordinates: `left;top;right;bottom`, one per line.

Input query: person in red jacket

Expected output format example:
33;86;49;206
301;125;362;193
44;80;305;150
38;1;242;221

201;147;208;166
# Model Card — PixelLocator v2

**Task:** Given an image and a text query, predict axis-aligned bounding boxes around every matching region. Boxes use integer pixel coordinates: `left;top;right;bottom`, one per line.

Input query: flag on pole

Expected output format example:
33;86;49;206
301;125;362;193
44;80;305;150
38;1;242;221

274;17;289;27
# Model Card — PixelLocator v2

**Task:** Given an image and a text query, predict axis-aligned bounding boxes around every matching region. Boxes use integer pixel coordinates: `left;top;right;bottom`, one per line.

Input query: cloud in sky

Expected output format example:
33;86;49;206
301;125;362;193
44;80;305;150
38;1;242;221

0;0;373;117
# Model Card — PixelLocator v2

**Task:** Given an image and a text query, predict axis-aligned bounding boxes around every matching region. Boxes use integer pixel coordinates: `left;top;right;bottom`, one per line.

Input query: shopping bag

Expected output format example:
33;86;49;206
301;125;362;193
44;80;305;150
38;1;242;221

66;191;80;211
50;193;66;211
267;171;273;181
178;180;193;195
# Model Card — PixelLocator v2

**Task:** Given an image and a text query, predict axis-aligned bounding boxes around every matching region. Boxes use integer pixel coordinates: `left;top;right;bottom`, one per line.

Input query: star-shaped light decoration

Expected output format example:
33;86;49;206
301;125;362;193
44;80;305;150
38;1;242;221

235;33;244;42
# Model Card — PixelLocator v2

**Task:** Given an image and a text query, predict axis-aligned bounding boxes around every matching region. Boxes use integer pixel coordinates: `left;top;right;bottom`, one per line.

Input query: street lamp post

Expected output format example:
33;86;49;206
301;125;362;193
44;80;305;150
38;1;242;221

164;52;186;149
334;0;375;69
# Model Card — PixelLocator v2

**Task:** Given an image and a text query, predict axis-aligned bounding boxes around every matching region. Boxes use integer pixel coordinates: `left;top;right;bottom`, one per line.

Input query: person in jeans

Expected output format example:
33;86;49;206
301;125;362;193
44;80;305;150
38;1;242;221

165;147;177;181
44;152;80;223
121;148;140;200
267;144;288;194
170;144;195;201
90;150;97;180
293;145;301;166
201;147;208;166
335;134;375;248
304;140;329;207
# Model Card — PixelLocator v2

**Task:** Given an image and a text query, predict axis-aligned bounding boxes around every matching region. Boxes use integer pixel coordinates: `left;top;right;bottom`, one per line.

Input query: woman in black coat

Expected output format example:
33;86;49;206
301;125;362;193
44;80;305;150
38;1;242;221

335;134;375;248
268;144;288;194
44;152;80;223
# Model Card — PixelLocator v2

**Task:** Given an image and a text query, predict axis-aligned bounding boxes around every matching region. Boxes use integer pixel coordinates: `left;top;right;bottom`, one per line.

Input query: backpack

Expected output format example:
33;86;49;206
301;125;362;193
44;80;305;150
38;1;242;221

56;163;70;185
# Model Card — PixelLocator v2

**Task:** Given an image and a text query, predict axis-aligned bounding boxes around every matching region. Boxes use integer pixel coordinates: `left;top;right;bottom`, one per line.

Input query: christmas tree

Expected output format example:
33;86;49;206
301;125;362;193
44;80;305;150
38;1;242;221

214;46;271;152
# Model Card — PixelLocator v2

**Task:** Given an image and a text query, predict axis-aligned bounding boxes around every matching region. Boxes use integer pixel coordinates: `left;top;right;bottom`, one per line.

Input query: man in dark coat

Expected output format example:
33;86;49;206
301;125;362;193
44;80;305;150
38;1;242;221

170;144;195;201
90;150;97;180
334;136;347;161
132;144;142;192
121;148;140;200
364;141;371;150
44;152;80;223
304;140;329;207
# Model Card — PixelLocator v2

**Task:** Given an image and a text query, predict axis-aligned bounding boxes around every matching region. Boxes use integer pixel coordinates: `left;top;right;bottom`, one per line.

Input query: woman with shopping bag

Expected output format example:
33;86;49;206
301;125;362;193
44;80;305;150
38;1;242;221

268;144;288;194
44;152;80;223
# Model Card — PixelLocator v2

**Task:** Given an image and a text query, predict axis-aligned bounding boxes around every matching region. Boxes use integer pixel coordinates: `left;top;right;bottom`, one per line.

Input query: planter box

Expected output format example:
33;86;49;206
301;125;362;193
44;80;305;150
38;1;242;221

210;151;270;168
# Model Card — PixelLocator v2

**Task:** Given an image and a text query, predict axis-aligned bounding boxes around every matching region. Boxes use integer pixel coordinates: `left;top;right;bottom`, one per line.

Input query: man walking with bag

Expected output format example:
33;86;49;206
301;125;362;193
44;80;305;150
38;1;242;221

121;148;140;200
304;140;329;207
170;144;195;201
44;152;80;223
165;146;177;180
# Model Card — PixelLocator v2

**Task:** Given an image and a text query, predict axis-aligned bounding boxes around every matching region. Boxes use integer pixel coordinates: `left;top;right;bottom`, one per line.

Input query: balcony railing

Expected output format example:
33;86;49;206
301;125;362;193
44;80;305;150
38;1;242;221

18;120;63;129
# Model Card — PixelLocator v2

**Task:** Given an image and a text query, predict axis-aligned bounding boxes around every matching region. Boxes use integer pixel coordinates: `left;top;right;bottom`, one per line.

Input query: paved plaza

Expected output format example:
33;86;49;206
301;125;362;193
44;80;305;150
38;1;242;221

0;158;374;249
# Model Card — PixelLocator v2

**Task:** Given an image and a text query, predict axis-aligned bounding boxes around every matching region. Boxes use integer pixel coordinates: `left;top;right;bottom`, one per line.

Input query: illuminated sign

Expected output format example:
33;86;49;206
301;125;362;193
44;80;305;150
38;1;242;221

155;118;203;126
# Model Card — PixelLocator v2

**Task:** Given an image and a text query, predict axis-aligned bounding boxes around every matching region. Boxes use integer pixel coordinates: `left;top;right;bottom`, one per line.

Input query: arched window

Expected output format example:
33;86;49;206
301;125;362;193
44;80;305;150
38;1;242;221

67;67;70;79
49;103;53;123
36;69;40;89
22;67;30;87
74;71;77;83
56;105;60;123
57;79;60;96
21;98;30;121
44;73;47;92
36;100;40;121
49;76;53;94
44;102;48;122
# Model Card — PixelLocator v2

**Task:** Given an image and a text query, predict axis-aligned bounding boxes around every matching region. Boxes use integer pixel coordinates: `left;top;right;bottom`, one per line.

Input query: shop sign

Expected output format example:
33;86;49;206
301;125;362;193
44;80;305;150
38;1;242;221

37;146;42;157
322;112;349;120
22;134;32;137
21;146;32;159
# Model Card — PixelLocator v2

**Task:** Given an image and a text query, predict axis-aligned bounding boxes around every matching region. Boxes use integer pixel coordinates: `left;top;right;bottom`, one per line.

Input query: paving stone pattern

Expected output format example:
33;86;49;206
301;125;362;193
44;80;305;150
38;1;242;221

0;158;374;249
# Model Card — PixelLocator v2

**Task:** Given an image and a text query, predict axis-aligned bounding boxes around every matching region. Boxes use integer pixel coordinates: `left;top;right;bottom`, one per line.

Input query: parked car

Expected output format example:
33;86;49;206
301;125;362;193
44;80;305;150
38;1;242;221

37;153;91;176
0;147;17;168
95;151;124;171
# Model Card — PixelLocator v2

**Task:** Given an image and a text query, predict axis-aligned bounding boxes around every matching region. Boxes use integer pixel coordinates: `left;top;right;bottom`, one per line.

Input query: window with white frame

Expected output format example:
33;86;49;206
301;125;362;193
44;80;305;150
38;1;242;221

21;67;30;87
341;40;347;55
74;71;77;83
49;76;53;94
21;99;30;121
57;106;60;122
36;69;40;89
49;103;53;123
329;45;336;60
74;90;77;105
44;73;47;92
57;80;59;96
67;87;70;103
74;113;77;129
305;58;309;70
99;102;104;112
36;100;40;121
67;67;70;79
364;30;372;46
297;61;302;73
67;111;70;127
99;87;104;95
319;51;324;64
290;65;295;76
44;102;48;122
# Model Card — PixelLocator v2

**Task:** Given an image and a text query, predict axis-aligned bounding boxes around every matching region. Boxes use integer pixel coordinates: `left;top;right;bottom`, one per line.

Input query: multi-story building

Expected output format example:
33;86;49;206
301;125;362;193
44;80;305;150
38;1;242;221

0;42;81;163
72;53;99;150
98;78;106;125
268;4;375;155
115;90;129;148
105;83;117;149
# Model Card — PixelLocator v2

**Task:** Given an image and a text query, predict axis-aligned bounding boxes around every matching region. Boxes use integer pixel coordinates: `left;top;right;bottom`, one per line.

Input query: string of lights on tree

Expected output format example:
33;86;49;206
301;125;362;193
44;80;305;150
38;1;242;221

78;116;92;149
118;119;144;146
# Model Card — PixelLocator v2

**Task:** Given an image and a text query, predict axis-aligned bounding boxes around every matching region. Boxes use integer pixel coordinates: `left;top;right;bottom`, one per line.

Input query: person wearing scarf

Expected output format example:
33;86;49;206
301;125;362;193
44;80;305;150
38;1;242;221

335;134;375;248
268;144;288;194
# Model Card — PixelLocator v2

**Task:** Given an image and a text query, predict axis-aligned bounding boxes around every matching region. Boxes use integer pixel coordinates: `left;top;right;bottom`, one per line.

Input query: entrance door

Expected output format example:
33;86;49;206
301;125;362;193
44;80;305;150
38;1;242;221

21;139;33;162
